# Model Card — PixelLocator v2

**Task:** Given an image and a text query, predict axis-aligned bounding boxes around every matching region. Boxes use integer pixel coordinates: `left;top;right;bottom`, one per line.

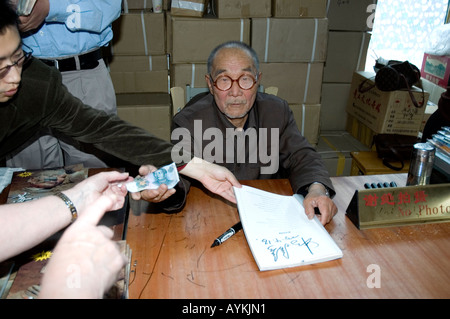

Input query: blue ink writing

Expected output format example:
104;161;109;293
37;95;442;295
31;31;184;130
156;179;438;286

260;234;318;262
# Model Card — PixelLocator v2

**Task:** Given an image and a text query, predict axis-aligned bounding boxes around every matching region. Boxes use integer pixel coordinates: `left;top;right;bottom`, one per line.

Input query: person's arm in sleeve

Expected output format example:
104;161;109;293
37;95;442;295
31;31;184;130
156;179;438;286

278;102;337;225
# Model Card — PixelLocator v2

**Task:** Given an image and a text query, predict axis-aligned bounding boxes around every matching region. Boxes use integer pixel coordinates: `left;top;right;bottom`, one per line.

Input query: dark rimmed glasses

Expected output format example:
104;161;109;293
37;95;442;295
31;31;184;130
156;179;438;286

0;47;33;80
210;73;258;91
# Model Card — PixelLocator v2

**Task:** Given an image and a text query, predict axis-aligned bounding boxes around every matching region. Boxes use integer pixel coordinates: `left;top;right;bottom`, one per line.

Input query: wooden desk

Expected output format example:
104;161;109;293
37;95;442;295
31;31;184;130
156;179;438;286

126;174;450;299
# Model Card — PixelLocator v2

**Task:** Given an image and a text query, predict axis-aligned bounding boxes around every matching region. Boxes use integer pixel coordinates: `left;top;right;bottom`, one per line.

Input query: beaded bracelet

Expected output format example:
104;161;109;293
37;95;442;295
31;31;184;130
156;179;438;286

54;191;78;223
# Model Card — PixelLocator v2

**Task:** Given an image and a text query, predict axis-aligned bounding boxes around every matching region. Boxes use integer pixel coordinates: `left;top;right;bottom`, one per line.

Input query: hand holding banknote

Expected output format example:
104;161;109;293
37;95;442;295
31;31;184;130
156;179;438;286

130;158;241;204
128;163;178;203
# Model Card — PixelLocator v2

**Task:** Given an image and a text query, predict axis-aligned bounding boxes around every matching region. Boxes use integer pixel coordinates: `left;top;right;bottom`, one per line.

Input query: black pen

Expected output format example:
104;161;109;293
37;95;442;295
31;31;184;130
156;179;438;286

211;222;242;248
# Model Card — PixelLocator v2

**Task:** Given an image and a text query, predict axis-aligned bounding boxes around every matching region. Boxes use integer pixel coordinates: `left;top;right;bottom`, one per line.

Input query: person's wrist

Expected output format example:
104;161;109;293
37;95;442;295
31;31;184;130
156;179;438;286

54;191;78;223
307;182;330;198
179;157;206;179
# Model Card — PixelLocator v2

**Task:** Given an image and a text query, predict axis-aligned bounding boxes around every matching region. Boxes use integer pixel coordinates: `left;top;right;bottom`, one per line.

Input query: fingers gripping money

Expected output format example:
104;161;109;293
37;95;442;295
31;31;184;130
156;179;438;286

125;163;179;192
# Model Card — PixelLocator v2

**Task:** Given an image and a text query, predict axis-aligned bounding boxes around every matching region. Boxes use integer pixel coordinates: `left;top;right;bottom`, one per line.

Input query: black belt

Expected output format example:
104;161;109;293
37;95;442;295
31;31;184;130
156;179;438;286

40;49;102;72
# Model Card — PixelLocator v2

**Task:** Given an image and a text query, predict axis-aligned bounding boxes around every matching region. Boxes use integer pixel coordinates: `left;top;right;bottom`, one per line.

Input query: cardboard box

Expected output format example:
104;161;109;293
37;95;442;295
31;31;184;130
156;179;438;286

347;100;441;154
171;63;208;88
323;31;371;83
109;55;169;93
272;0;327;18
421;53;450;89
171;0;208;17
251;18;328;63
171;17;251;63
327;0;377;31
170;63;208;102
321;83;352;131
346;71;429;136
316;131;370;177
122;0;170;11
260;63;323;104
116;93;171;141
166;12;173;54
289;104;321;146
111;71;169;93
345;114;377;148
109;55;168;72
213;0;271;18
111;13;166;56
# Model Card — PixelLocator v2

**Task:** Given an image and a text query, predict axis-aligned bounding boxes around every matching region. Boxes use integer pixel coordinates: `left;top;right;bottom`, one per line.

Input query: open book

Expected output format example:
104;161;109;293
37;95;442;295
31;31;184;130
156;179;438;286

234;185;343;271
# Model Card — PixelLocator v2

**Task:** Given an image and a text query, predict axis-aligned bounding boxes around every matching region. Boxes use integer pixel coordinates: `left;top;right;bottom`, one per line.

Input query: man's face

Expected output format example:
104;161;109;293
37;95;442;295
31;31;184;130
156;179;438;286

0;26;23;103
206;48;261;128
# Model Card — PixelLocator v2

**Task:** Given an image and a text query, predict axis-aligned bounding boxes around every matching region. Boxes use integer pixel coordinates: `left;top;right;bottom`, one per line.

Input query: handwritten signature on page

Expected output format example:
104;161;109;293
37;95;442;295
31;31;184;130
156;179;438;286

260;235;319;262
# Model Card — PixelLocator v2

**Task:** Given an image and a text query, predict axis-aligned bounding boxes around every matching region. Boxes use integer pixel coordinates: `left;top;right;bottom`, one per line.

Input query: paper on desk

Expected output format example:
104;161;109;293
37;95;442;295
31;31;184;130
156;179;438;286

234;185;343;271
125;162;179;192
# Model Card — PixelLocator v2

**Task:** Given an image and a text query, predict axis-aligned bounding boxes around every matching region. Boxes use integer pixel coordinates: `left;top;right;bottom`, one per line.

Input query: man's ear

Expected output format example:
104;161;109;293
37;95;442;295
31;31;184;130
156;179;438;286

205;74;214;94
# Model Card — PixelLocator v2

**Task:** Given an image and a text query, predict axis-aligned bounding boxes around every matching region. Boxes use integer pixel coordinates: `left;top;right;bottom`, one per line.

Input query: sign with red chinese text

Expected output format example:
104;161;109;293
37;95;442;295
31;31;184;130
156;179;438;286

346;183;450;229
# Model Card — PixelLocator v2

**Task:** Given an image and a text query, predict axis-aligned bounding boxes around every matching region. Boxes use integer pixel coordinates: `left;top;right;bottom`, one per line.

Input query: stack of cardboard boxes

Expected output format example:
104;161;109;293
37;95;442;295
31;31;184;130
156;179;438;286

109;1;172;141
316;0;376;176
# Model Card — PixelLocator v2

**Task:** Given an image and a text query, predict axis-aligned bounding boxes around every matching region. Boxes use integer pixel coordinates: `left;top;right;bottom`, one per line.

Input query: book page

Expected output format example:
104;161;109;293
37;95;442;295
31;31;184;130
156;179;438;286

234;185;342;271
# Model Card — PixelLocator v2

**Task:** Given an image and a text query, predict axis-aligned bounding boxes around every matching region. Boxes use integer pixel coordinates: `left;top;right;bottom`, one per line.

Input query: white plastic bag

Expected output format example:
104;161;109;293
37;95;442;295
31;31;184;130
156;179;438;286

425;24;450;56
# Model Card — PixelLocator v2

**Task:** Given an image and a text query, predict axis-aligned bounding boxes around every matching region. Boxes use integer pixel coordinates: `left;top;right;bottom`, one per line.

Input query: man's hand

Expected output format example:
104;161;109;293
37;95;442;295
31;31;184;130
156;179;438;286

179;157;241;204
303;183;337;225
129;165;176;202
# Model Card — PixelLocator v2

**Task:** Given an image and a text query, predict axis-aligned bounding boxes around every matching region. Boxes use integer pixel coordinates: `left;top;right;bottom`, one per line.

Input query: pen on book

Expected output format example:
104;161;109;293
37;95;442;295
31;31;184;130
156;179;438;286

211;222;242;248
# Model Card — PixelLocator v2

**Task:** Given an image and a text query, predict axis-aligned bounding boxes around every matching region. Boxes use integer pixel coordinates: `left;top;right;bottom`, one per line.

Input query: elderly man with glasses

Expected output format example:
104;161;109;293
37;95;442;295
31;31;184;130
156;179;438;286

171;41;337;225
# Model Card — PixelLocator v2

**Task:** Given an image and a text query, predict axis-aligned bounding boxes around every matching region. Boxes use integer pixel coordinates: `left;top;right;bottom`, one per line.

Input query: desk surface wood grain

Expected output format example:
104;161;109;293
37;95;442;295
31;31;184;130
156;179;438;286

126;174;450;299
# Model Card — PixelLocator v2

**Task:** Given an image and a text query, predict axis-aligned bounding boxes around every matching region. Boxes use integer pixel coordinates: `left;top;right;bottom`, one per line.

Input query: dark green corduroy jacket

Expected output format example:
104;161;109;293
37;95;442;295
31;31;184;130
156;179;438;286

0;58;176;168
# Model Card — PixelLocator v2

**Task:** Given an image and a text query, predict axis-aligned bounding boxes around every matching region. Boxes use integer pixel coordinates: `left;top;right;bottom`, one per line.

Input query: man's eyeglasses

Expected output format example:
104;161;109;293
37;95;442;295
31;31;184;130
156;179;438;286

210;73;258;91
0;49;32;80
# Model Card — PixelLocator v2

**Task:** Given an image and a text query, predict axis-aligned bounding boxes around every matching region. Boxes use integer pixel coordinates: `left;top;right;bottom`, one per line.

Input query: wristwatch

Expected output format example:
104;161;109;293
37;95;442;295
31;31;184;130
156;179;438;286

308;182;330;198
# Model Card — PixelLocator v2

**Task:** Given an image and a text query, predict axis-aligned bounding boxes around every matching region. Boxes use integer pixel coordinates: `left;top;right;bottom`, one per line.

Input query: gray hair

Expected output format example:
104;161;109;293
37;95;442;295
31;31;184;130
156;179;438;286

207;41;260;75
